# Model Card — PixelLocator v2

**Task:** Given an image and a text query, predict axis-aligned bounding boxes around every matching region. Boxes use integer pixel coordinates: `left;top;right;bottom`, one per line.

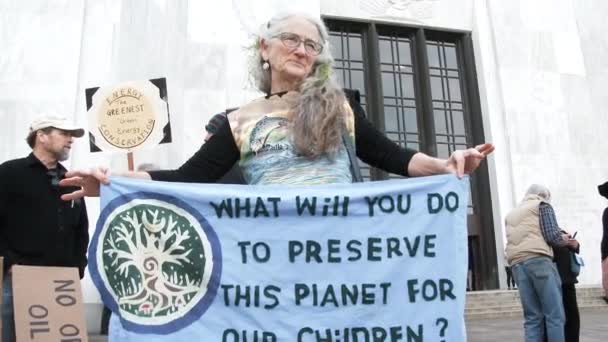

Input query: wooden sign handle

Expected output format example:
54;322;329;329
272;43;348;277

127;152;134;171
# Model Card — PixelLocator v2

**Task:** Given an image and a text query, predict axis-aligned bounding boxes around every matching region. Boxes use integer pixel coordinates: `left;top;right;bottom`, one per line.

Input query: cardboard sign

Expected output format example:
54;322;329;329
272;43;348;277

85;78;172;153
12;266;88;342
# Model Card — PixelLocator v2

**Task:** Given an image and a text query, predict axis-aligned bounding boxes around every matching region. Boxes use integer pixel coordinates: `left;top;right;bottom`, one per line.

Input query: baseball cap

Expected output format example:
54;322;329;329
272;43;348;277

29;115;85;138
205;112;228;135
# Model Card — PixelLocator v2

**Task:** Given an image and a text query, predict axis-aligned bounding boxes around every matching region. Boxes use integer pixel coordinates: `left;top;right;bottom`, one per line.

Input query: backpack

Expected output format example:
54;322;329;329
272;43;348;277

569;252;584;276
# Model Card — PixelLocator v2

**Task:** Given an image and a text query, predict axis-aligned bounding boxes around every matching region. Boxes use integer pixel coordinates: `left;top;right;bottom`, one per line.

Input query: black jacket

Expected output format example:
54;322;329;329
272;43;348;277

602;208;608;260
0;154;89;278
552;243;580;285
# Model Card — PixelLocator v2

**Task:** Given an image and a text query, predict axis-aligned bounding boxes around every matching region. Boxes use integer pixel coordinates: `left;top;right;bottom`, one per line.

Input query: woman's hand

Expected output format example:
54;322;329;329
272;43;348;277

408;143;495;177
59;167;111;200
445;143;495;178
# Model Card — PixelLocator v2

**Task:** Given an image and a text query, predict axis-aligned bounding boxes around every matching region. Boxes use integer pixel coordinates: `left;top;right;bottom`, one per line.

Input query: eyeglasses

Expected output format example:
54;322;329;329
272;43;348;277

273;32;323;56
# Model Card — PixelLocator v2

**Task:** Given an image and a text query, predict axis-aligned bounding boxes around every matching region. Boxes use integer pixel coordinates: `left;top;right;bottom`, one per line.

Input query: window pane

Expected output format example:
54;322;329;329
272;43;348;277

400;74;415;99
351;70;365;92
404;108;418;132
429;67;442;77
349;36;363;61
452;110;465;135
427;44;440;67
437;144;450;158
379;39;393;64
382;73;396;97
398;65;413;73
329;35;342;57
404;99;416;107
384;98;397;108
384;106;398;129
449;78;461;101
430;76;444;97
335;70;344;87
350;61;364;69
381;64;394;72
434;110;447;134
377;31;419;154
433;100;445;109
455;138;467;145
445;45;458;69
398;41;412;65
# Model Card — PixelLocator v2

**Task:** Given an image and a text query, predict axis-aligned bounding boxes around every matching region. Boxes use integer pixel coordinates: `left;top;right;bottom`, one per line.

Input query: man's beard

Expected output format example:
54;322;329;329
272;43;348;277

56;148;70;161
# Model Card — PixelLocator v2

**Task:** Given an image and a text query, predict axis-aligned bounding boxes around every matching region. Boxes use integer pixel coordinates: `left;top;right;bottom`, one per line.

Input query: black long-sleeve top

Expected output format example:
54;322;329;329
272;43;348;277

602;208;608;260
149;93;417;183
0;154;89;277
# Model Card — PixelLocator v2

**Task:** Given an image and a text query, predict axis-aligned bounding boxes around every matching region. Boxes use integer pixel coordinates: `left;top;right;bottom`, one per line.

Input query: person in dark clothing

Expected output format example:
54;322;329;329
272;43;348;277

0;115;89;342
544;230;581;342
504;250;516;290
598;181;608;302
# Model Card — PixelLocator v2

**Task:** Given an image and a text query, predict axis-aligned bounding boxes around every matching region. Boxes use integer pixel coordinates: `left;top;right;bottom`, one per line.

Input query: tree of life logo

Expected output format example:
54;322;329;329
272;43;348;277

96;196;219;329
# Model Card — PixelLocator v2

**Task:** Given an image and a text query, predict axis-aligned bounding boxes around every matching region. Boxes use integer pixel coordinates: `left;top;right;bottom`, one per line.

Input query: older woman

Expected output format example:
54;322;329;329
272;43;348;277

61;13;494;196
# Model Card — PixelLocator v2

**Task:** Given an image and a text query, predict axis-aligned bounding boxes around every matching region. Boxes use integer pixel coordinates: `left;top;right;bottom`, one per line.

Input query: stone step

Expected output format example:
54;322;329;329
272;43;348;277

466;296;606;307
466;300;607;309
466;306;608;321
466;310;523;320
464;287;608;319
465;304;523;312
466;292;604;301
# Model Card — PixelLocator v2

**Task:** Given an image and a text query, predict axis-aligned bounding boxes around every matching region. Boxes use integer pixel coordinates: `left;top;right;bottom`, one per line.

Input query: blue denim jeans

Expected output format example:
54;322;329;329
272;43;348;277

2;273;15;342
512;256;565;342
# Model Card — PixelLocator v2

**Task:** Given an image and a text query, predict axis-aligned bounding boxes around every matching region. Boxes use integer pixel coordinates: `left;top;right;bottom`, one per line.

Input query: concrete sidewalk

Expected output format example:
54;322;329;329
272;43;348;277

466;308;608;341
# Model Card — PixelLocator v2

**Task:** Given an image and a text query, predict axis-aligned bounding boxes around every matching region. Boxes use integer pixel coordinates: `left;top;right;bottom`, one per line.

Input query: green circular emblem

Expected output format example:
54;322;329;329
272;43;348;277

98;198;214;325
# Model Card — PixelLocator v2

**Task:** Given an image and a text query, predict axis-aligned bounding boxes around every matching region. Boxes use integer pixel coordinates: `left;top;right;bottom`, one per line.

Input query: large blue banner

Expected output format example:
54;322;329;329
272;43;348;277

90;174;470;341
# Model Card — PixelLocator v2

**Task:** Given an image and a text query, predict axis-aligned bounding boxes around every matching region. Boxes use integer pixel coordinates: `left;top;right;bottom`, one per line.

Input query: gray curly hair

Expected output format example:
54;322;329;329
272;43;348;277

248;13;347;158
525;184;552;203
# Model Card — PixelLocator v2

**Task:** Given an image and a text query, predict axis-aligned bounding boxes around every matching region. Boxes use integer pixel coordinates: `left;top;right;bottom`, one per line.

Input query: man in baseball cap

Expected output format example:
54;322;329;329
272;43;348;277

0;114;89;342
28;114;85;138
25;115;85;162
